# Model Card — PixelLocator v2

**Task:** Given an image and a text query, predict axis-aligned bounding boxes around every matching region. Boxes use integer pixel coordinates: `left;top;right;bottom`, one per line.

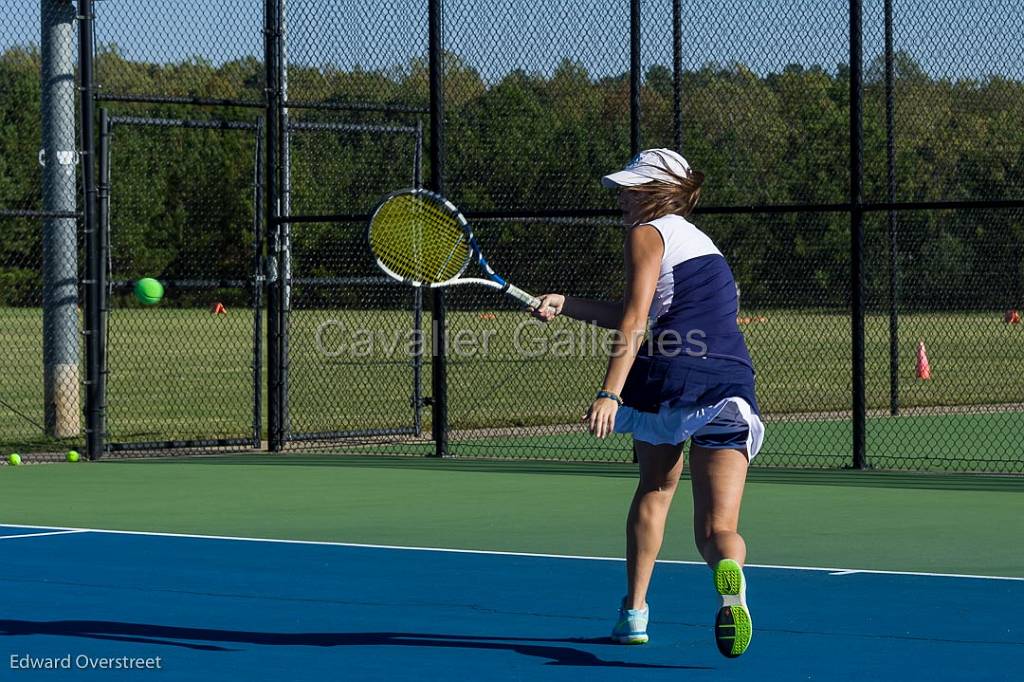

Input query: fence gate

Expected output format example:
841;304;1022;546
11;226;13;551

281;119;426;447
100;113;263;454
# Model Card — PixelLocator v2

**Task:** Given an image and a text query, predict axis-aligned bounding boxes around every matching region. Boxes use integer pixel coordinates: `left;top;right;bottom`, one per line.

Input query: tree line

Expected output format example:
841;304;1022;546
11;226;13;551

1;45;1022;309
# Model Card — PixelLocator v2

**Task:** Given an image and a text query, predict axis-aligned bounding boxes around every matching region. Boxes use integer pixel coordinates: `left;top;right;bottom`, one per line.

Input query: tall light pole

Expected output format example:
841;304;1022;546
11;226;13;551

41;0;81;438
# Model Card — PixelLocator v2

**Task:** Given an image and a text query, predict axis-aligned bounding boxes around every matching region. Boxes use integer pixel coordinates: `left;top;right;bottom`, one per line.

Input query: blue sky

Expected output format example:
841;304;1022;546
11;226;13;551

4;0;1022;81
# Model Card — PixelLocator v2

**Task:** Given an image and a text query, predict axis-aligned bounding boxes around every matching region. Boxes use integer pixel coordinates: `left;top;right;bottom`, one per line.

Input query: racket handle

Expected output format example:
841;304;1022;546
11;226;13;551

504;284;542;309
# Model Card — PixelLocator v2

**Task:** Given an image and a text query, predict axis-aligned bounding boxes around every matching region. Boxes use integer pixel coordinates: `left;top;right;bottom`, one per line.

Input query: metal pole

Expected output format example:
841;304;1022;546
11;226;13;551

95;109;110;458
79;0;101;458
264;0;282;451
252;118;265;448
672;0;682;152
885;0;899;417
429;0;448;457
42;0;81;438
850;0;867;469
278;0;291;441
630;0;641;155
413;120;424;436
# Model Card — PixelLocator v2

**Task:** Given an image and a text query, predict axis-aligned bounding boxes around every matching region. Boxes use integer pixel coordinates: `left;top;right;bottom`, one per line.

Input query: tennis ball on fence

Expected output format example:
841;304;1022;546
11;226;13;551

7;453;21;466
134;277;164;305
67;450;80;463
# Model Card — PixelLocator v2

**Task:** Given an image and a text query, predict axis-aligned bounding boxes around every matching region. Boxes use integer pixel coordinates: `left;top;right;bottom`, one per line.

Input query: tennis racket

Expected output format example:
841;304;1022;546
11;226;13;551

367;188;542;308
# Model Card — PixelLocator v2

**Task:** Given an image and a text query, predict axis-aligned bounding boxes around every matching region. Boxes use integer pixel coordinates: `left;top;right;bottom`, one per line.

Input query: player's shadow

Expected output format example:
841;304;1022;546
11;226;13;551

0;619;709;669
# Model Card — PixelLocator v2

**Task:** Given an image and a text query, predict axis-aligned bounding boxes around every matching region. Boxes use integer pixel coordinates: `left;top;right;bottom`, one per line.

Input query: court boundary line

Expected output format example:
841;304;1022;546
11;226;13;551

2;522;1021;582
0;529;88;541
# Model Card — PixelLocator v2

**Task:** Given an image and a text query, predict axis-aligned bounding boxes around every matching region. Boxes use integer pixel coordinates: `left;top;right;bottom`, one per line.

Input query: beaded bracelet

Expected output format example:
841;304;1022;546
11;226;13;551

595;390;623;406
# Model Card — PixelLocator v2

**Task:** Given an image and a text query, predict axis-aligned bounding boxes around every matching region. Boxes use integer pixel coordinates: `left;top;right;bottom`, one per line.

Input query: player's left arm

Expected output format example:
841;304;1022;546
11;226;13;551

588;225;663;437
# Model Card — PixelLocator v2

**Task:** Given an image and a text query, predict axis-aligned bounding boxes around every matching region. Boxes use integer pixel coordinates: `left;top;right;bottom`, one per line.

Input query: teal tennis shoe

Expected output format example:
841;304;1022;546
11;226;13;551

611;599;649;644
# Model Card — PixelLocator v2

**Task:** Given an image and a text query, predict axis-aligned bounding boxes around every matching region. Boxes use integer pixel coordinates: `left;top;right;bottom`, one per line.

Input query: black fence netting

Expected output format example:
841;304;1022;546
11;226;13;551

662;0;851;208
93;0;266;106
880;0;1024;205
284;0;429;111
864;208;1024;472
284;120;426;445
444;217;628;461
0;215;85;458
103;117;262;453
1;1;1022;472
443;0;630;212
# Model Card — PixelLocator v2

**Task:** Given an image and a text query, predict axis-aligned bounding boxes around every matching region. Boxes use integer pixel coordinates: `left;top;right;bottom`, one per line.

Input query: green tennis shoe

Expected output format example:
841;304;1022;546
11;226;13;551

713;559;752;658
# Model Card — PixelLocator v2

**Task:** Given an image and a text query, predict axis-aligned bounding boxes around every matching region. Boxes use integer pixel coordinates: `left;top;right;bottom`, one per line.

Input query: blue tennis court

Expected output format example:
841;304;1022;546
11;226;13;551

2;523;1020;680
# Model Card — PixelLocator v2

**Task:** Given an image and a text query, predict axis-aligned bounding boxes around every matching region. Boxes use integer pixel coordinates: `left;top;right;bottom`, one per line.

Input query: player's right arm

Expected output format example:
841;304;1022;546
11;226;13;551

532;294;623;329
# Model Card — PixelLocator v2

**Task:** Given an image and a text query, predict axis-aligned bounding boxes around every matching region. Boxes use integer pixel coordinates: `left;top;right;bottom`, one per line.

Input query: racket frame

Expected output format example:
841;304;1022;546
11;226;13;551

367;188;541;308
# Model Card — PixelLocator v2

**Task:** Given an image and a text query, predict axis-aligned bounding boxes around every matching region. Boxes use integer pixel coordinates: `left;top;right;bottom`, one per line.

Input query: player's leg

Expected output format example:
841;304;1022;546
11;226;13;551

612;439;685;644
628;439;686;606
689;443;752;658
689;444;748;566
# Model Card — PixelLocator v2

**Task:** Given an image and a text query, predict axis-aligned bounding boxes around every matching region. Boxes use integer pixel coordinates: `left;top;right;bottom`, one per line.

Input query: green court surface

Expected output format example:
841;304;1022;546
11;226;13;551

356;410;1023;472
1;455;1021;578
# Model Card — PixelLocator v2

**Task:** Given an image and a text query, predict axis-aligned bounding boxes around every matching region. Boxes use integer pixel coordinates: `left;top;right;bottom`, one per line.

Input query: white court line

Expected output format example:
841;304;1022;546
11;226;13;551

0;529;88;541
2;522;1022;583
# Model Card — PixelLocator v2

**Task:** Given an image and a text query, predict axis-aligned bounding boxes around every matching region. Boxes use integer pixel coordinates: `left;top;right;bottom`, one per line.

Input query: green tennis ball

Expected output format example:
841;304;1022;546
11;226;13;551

134;277;164;305
8;453;21;466
67;450;80;463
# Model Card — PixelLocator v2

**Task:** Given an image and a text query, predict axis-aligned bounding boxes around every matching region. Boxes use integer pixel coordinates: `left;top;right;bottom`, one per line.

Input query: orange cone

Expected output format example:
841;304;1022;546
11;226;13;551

211;302;227;316
916;339;931;380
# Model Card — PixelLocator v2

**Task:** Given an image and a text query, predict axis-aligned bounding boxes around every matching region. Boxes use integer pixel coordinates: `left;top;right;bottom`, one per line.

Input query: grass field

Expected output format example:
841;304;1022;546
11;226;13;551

2;306;1022;470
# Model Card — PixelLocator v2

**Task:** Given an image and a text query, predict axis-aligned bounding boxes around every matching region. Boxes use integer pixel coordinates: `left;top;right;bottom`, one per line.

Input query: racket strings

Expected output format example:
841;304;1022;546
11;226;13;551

369;194;470;284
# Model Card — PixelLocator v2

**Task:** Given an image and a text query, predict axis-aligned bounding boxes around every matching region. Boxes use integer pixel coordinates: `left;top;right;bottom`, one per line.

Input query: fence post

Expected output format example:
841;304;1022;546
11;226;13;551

413;120;425;436
252;118;265;448
278;0;292;441
885;0;899;417
264;0;283;451
79;0;101;459
95;109;110;456
630;0;641;155
850;0;868;469
672;0;682;153
428;0;448;458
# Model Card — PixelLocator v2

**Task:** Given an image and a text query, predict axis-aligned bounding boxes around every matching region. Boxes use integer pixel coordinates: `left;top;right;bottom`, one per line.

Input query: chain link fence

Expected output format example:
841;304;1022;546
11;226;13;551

101;115;263;453
93;0;266;107
1;1;1022;471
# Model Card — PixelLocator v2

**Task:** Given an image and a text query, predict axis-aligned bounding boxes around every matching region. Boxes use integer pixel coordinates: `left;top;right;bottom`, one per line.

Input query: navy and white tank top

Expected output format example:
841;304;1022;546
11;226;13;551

642;214;753;369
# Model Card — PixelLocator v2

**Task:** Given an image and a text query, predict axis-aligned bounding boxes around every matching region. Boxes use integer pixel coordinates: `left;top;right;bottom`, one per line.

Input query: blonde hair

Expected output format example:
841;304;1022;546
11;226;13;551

629;167;705;224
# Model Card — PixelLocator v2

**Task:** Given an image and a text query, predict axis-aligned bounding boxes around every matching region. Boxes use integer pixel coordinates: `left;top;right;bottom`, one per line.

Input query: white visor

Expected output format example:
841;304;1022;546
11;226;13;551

602;148;692;189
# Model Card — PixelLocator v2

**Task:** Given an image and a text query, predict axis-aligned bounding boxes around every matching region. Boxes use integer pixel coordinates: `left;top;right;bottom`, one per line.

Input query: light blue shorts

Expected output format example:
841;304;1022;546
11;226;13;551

614;397;765;461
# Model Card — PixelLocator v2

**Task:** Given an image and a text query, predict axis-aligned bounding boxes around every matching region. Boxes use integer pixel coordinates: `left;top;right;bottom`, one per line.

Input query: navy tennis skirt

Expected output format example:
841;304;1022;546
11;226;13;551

619;352;760;416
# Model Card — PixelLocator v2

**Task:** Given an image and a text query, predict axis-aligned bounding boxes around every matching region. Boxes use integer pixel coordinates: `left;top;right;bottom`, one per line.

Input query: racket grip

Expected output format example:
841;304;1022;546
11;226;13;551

504;284;542;309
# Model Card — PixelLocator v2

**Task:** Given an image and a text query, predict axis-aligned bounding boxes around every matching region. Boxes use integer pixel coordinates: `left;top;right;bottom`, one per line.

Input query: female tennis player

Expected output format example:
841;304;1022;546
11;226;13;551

532;148;763;658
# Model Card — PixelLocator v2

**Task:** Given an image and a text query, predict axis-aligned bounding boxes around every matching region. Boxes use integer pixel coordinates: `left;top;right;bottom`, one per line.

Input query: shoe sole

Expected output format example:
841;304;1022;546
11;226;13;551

612;634;649;645
714;559;752;658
